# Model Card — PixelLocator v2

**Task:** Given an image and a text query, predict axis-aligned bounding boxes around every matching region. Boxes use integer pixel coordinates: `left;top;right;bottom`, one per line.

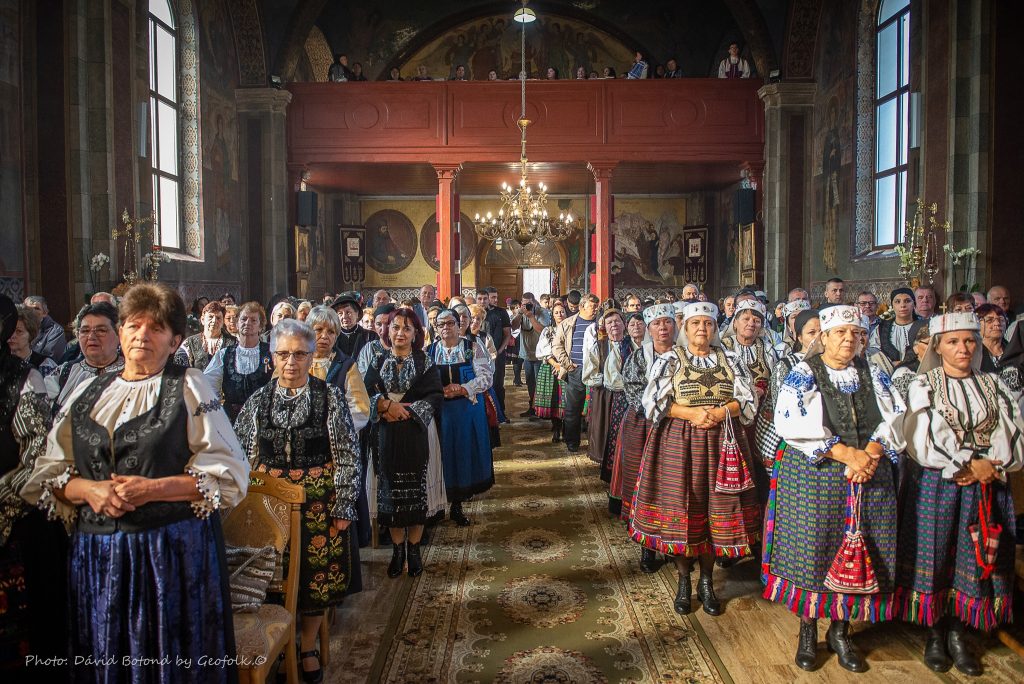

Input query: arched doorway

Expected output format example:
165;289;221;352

475;239;567;299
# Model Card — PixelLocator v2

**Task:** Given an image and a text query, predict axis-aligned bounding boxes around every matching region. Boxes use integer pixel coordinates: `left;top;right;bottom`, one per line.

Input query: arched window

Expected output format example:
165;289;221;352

873;0;910;247
148;0;181;248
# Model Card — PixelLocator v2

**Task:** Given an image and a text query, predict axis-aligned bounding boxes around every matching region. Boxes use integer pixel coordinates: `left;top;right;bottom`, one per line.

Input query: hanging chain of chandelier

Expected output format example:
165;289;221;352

473;0;579;246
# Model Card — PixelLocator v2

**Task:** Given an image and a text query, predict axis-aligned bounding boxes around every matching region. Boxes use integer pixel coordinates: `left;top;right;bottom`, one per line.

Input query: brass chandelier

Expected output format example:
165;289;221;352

473;0;579;246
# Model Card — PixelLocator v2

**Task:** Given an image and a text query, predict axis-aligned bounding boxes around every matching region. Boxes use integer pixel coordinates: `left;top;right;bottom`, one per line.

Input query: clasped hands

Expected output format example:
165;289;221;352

442;383;469;400
79;475;153;518
953;458;1003;487
832;443;882;483
379;398;411;422
678;405;725;429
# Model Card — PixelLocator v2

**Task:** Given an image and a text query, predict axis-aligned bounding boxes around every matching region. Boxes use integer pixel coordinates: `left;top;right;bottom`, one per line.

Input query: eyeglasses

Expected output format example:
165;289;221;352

437;321;457;328
273;351;311;361
856;300;877;307
980;316;1004;325
78;327;113;338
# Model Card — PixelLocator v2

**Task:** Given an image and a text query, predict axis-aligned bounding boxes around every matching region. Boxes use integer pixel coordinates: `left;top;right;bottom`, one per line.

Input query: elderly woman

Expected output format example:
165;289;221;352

363;308;442;578
262;301;297;344
0;295;67;671
46;302;124;413
535;300;569;442
612;307;668;575
753;308;820;467
765;305;906;673
976;303;1023;396
779;299;812;351
331;294;378;360
721;299;782;398
235;318;362;682
583;309;634;487
205;301;274;423
427;308;494;526
295;300;313;322
467;303;505;444
176;300;235;370
896;313;1023;676
7;305;56;373
22;282;250;682
889;319;931;401
357;304;394;377
632;302;760;616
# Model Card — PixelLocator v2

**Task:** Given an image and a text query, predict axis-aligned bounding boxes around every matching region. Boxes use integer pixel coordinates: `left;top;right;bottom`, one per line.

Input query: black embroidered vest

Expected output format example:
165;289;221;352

806;355;882;450
428;339;475;400
71;363;194;533
255;377;331;469
183;333;234;371
222;342;273;423
0;354;31;476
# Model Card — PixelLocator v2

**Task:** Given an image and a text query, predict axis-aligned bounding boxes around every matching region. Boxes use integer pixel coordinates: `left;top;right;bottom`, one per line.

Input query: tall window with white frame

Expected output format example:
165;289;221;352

873;0;910;248
148;0;181;249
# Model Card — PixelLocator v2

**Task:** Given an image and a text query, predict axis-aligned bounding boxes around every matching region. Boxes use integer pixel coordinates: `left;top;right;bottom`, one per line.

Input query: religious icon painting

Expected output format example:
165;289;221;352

364;210;417;274
739;222;756;273
419;213;477;271
295;226;310;272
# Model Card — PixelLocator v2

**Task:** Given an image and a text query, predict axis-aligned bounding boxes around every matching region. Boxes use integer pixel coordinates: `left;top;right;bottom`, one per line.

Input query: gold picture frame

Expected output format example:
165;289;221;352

295;226;310;272
739;223;756;273
297;275;309;298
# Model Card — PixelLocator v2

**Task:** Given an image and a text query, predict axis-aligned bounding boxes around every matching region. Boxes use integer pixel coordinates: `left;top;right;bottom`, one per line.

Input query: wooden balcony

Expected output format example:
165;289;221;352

286;79;765;167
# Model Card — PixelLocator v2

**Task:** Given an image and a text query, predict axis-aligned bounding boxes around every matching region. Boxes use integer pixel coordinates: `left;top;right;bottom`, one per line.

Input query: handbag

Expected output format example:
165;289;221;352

714;411;754;493
823;482;879;594
968;482;1002;580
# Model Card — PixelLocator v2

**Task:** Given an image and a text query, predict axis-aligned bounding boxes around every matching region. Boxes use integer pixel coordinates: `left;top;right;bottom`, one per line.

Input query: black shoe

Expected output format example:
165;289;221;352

520;409;536;417
407;541;424;577
566;444;579;453
450;502;471;527
696;575;722;616
795;619;819;671
947;624;982;676
826;620;867;673
924;625;952;672
715;556;739;569
673;572;692;615
639;548;661;573
552;432;562;443
387;541;405;578
299;649;323;684
513;381;523;386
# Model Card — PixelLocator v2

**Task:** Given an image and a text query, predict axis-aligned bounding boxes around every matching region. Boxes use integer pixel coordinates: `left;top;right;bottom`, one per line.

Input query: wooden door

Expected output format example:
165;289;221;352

477;266;522;303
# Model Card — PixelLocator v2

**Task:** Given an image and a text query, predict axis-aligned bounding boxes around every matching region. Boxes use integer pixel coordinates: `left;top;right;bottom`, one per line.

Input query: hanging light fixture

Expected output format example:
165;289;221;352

474;0;578;245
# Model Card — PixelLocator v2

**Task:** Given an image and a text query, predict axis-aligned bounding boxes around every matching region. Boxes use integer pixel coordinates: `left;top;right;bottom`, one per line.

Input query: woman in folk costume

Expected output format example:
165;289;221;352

426;308;494;527
467;303;505;446
720;298;783;503
583;309;632;484
610;305;671;574
234;318;362;682
889;319;931;401
779;298;812;353
362;308;443;579
24;283;250;683
765;305;906;673
630;302;761;616
753;307;820;468
896;313;1023;677
534;300;569;443
878;287;919;363
204;301;274;424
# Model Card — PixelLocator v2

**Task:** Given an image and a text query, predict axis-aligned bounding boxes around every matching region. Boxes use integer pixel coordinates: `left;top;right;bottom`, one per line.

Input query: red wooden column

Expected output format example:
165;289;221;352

587;162;617;300
433;163;462;300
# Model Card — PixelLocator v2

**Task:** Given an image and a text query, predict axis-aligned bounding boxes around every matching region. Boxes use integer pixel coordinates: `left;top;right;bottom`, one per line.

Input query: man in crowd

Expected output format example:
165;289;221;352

856;291;882;354
719;294;736;329
413;283;436;327
485;286;513;415
787;287;810;303
988;285;1015;317
626;50;648;79
524;292;552;326
914;285;938;319
23;295;66;362
328;53;355;82
551;292;599;453
622;293;642;313
511;293;544;417
566;290;581;314
508;299;523;386
372;289;391;308
823;278;845;305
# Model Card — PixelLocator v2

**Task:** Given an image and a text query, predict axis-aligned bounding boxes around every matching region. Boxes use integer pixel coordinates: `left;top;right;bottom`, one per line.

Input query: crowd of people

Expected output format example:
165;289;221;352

0;275;1022;679
328;41;754;83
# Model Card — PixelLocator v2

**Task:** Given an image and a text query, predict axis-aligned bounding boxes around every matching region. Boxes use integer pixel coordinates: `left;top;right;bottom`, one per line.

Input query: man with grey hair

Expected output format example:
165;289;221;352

372;289;392;308
787;287;809;303
23;295;66;362
90;292;116;305
412;283;436;327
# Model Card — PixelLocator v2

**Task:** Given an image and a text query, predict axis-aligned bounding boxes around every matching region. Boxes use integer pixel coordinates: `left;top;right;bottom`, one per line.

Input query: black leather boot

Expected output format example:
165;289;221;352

673;571;692;615
406;541;424;577
696;575;722;615
552;419;562;443
795;619;819;671
826;620;867;673
639;548;660;573
923;620;951;672
387;541;406;578
450;501;471;527
947;621;981;676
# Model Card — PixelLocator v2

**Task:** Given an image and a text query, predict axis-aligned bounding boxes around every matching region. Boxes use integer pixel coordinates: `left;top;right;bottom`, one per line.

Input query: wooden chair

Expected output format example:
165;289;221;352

223;476;306;684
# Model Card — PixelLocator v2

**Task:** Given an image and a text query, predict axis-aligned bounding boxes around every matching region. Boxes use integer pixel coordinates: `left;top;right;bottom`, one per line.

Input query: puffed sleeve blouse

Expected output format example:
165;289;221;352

22;367;250;528
773;359;906;464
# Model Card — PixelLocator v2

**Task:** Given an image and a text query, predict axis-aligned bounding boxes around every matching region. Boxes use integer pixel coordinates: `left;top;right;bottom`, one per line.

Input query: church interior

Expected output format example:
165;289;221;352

3;0;1024;682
